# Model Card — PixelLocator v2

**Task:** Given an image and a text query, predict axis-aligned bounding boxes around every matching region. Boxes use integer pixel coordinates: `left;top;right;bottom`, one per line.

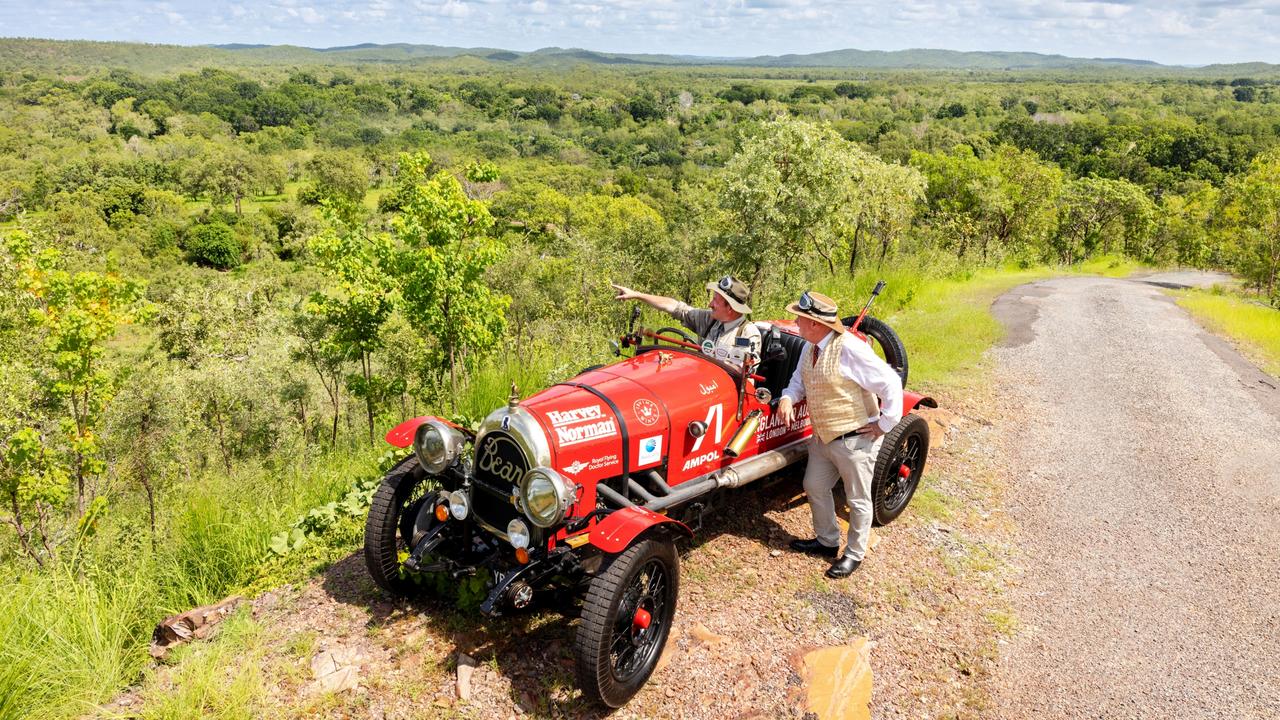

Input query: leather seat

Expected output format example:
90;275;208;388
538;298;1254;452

754;323;808;399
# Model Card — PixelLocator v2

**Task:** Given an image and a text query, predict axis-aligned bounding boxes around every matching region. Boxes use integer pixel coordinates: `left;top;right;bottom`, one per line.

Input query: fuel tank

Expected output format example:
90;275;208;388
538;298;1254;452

520;349;742;487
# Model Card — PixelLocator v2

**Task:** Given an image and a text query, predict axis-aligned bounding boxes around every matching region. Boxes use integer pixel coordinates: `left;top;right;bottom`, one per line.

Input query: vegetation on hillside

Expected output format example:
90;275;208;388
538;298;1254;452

1;39;1279;718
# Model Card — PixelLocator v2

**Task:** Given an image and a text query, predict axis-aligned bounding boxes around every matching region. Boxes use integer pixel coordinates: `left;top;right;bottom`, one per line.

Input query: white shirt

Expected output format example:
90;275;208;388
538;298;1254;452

780;330;904;434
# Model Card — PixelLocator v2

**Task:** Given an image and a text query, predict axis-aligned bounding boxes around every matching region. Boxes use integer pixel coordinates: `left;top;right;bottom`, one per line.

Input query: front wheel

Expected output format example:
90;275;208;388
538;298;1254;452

871;414;930;526
574;538;679;708
363;455;434;595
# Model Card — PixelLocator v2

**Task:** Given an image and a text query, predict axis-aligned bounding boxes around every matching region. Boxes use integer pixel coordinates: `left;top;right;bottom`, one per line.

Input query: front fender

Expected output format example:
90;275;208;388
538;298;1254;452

588;506;693;554
384;416;471;449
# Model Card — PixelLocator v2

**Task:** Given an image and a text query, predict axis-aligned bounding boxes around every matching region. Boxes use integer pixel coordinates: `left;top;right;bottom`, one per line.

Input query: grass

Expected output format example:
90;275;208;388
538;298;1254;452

0;447;381;720
132;611;267;720
1176;288;1280;378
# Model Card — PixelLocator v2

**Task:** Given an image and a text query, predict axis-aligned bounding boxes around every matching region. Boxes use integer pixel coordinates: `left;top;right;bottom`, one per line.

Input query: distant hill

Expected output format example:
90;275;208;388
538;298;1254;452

2;38;1279;76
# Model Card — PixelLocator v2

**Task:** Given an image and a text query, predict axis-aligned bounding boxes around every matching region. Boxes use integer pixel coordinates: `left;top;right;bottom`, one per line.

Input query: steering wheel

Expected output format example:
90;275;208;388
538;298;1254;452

654;327;697;345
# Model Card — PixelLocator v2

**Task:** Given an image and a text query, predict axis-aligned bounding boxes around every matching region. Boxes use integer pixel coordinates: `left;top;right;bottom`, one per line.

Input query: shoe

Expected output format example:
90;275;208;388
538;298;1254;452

825;556;861;579
789;538;840;558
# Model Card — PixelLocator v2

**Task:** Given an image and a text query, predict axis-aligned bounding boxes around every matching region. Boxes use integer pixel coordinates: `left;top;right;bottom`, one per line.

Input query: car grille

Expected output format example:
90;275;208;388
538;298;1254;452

472;431;528;536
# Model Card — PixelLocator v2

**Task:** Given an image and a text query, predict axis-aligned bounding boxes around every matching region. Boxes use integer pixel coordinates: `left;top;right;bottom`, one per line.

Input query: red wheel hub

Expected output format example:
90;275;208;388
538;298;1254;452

632;608;652;630
898;463;911;479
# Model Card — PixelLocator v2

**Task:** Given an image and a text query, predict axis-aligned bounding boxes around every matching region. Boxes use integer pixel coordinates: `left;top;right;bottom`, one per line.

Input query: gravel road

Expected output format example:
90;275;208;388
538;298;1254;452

986;272;1280;719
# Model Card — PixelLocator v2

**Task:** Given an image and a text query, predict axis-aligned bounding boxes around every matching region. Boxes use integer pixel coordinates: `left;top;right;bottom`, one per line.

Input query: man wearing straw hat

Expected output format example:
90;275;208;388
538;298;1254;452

611;275;761;356
776;290;903;578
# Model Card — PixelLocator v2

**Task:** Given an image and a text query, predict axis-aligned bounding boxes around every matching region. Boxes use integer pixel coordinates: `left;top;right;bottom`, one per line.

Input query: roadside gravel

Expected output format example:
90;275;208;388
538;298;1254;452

986;273;1280;719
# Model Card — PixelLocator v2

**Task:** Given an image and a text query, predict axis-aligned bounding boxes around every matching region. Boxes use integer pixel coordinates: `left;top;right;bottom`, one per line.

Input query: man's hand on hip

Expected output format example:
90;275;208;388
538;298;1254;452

852;422;885;439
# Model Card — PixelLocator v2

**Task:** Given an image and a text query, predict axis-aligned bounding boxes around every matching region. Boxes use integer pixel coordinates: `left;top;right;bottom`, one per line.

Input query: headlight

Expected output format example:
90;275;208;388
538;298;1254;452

447;490;470;521
519;467;576;528
506;518;530;549
414;420;465;474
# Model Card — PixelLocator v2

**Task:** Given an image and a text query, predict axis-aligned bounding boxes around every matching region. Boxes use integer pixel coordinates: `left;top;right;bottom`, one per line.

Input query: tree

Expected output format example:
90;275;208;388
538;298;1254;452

1053;177;1156;264
307;210;398;444
1218;150;1280;303
392;152;507;401
719;117;864;288
5;231;152;520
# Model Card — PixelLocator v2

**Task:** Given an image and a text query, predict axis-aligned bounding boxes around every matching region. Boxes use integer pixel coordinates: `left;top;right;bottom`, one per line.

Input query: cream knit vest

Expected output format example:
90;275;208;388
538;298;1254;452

800;332;880;443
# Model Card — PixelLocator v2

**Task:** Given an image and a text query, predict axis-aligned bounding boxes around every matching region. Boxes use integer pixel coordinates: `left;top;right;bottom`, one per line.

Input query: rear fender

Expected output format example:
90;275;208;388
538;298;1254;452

588;506;693;554
903;391;938;415
384;416;471;449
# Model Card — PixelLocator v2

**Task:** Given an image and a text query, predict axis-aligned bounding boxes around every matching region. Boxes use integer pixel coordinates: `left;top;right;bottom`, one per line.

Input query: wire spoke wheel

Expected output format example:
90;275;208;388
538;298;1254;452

576;538;679;708
871;414;930;526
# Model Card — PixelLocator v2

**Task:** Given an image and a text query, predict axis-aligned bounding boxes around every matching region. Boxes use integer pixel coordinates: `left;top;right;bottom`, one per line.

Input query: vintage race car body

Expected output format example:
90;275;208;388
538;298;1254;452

366;317;935;707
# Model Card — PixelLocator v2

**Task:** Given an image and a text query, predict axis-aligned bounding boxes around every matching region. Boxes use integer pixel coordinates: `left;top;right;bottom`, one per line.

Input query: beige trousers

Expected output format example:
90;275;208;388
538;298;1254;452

803;432;882;561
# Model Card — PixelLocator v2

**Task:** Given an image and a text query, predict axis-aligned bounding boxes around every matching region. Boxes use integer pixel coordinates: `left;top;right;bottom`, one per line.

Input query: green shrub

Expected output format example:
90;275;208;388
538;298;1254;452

185;222;242;270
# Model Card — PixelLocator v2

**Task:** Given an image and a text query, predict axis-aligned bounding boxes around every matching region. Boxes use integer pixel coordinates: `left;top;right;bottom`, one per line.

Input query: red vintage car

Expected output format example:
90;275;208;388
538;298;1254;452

364;304;935;707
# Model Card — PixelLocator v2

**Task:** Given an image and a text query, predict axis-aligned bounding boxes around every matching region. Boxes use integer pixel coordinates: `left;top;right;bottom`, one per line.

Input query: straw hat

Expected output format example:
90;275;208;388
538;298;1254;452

785;291;847;334
706;275;752;314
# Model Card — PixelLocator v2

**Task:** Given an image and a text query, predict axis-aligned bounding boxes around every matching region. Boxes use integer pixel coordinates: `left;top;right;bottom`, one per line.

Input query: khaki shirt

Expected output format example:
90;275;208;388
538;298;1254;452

670;302;761;357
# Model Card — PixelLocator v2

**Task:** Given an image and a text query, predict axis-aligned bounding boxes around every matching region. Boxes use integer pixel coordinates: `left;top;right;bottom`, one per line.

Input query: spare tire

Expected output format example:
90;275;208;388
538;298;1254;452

841;314;908;385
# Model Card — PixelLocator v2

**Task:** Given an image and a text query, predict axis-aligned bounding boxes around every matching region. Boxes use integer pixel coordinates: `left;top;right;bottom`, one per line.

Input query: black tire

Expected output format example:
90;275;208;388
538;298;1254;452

842;314;908;385
364;454;434;595
871;413;930;526
575;538;679;708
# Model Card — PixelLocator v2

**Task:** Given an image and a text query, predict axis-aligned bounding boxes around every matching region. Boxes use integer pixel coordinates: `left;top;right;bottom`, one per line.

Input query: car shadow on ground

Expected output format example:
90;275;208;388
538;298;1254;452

315;468;826;718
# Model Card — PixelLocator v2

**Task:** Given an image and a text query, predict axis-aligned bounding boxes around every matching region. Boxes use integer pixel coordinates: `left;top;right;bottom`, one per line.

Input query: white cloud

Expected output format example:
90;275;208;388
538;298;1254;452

1;0;1277;64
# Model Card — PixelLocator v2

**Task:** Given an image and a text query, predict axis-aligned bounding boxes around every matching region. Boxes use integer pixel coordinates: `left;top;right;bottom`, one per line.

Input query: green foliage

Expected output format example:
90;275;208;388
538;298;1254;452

1218;149;1280;303
185;221;242;269
393;151;508;400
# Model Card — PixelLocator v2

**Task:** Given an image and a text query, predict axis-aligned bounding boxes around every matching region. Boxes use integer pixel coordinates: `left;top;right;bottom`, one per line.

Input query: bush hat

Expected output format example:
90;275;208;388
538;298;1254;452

706;275;752;314
786;290;847;334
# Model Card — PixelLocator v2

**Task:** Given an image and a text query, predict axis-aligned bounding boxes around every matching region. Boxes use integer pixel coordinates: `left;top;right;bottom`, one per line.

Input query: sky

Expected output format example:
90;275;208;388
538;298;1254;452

1;0;1277;67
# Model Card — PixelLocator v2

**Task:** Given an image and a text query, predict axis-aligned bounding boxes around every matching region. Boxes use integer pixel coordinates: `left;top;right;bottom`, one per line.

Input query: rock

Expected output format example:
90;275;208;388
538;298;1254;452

456;652;476;701
654;640;679;673
770;549;783;557
314;666;359;694
690;623;727;646
801;638;873;720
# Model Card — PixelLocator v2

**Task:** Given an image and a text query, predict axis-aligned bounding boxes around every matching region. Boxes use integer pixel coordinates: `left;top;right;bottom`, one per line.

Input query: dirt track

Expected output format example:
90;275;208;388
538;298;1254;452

986;272;1280;719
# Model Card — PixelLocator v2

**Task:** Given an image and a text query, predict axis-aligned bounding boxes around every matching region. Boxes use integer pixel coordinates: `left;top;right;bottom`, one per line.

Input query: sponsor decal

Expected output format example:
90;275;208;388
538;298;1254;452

638;435;662;466
757;401;811;441
564;460;589;475
588;454;619;470
700;339;715;355
682;450;720;471
556;419;618;446
546;405;605;427
699;380;718;395
633;399;660;426
690;403;725;453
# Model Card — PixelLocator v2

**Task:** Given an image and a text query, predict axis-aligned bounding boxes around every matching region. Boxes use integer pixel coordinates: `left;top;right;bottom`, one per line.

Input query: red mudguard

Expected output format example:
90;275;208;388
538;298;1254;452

903;391;937;415
383;416;470;448
588;506;693;553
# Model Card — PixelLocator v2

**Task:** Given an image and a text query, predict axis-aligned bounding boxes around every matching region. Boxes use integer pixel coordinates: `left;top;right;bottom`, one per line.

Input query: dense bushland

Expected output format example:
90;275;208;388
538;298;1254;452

2;47;1280;718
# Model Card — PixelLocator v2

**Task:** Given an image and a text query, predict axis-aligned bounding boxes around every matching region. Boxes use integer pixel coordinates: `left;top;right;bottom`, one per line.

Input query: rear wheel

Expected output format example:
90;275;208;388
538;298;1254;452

575;538;679;708
364;455;435;595
871;414;930;526
842;314;908;385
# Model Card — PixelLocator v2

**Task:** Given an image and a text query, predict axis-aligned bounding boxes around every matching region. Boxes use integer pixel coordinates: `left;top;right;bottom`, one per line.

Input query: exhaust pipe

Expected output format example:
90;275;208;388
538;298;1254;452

643;438;809;512
717;438;808;488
